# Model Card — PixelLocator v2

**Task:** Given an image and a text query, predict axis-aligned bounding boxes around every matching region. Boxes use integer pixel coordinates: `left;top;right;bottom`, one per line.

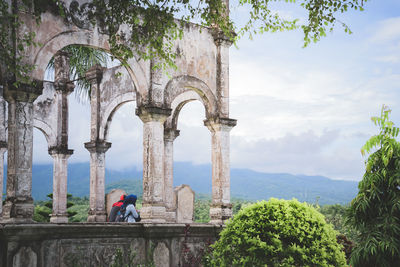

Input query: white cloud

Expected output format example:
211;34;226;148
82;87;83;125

230;130;365;180
375;55;400;64
370;17;400;43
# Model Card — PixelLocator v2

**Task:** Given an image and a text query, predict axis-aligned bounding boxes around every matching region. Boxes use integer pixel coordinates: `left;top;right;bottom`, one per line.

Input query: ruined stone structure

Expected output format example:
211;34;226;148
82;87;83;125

0;0;236;225
0;223;222;267
0;0;236;265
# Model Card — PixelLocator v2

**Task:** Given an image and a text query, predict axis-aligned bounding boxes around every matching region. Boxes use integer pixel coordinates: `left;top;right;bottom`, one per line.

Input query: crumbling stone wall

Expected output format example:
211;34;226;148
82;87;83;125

0;223;221;267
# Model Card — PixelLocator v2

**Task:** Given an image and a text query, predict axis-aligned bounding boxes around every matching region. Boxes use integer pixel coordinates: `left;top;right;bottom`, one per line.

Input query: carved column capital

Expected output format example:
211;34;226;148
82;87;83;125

204;117;237;133
4;79;43;103
54;50;75;93
164;128;180;142
85;64;104;84
212;29;235;47
84;141;111;154
48;146;74;158
54;80;75;93
136;106;172;123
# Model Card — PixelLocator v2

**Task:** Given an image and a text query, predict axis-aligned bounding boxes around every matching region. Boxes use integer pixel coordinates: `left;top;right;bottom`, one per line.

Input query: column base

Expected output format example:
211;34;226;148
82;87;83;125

140;204;166;223
209;203;232;225
165;210;177;222
50;213;69;223
0;198;34;223
87;210;107;222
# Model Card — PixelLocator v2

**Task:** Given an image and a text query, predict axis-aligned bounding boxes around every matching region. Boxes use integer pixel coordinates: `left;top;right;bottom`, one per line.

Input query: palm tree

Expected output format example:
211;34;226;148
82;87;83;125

47;45;110;102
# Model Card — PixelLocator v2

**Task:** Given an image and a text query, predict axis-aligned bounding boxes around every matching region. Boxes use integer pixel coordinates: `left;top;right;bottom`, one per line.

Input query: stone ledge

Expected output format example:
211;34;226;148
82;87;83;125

0;223;223;267
0;223;223;241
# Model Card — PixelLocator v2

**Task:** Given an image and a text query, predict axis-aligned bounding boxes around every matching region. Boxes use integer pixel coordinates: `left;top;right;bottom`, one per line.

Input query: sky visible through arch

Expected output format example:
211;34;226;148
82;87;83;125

32;0;400;182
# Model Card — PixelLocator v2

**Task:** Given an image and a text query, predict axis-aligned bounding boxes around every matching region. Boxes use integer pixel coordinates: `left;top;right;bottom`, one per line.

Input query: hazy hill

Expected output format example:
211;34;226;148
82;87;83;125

2;162;359;205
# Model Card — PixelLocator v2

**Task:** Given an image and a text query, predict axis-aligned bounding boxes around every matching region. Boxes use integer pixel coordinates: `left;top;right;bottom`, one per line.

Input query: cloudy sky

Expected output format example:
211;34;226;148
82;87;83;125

32;0;400;181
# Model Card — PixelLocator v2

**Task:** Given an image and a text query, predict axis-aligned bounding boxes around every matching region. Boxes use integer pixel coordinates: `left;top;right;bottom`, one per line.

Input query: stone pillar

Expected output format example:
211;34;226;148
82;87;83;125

0;89;7;218
49;147;73;223
49;51;74;223
1;81;43;223
204;117;236;224
85;141;111;222
136;106;171;223
0;142;7;216
84;65;111;222
164;128;180;222
213;30;233;118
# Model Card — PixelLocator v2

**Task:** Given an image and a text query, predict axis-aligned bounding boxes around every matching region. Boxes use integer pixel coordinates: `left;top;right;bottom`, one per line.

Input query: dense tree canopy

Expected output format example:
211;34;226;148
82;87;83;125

346;106;400;267
0;0;367;86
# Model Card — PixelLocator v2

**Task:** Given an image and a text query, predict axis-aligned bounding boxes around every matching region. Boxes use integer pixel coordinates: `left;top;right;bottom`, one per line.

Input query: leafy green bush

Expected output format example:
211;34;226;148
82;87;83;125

207;198;346;267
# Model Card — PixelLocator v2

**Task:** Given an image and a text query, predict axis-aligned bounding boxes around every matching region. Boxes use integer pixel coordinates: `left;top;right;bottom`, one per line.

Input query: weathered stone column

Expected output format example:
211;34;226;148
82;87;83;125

49;147;72;223
164;128;180;222
136;106;171;222
204;117;236;224
0;142;7;216
85;65;111;222
49;51;75;223
85;141;111;222
0;93;7;217
213;30;233;118
85;65;103;142
1;81;43;223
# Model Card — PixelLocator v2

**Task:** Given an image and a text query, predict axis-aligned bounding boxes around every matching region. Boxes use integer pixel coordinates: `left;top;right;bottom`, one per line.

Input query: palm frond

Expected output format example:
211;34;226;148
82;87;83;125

46;45;109;103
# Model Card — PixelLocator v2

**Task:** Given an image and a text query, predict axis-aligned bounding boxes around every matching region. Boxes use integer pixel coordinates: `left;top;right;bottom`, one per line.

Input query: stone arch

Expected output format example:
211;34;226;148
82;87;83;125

165;90;204;130
33;119;56;148
164;75;217;120
100;92;136;141
31;30;148;101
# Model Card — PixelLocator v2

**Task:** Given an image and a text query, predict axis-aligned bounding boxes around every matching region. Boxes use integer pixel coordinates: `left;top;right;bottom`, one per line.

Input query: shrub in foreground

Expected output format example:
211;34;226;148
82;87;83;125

207;198;346;267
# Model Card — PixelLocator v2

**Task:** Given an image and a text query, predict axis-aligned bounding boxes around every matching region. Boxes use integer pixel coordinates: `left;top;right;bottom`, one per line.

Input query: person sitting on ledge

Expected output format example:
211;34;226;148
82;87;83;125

121;194;141;223
109;194;126;222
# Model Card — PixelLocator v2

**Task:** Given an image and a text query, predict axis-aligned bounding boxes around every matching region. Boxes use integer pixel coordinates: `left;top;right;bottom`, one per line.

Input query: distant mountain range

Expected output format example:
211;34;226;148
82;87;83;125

2;162;359;205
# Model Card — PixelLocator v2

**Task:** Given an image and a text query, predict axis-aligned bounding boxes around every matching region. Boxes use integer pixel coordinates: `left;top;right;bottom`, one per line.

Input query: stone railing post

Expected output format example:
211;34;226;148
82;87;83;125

49;51;74;223
1;80;43;223
204;117;236;224
84;65;111;222
136;106;171;222
164;128;180;222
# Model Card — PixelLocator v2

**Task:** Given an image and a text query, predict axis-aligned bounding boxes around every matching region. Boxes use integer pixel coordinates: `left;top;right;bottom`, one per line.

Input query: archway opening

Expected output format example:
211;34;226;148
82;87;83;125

105;102;143;210
173;100;211;222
